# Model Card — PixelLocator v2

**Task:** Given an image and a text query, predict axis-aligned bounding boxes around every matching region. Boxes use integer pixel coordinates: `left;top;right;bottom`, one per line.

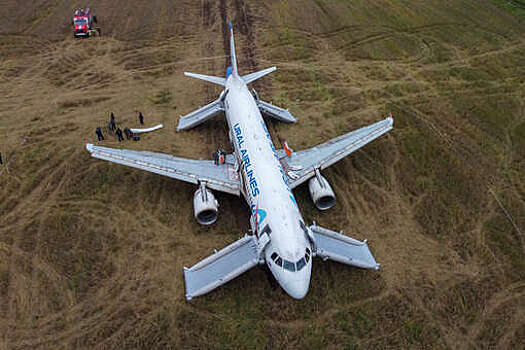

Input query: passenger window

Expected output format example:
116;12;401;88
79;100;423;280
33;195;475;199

305;254;310;263
296;258;306;270
283;260;296;272
271;252;278;261
275;257;283;267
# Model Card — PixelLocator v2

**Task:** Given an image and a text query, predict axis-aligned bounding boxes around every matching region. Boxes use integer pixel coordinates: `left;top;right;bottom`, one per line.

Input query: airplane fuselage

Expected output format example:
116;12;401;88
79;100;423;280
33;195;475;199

223;72;312;298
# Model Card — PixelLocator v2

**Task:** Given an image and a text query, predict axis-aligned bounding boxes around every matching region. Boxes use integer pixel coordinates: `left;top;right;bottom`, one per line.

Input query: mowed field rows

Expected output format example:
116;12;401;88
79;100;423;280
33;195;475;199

0;0;524;349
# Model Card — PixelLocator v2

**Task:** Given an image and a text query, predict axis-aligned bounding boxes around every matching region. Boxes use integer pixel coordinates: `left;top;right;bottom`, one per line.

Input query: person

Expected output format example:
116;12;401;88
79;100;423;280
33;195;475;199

124;127;131;140
109;112;116;131
138;111;144;125
96;127;104;141
116;128;124;142
0;152;3;165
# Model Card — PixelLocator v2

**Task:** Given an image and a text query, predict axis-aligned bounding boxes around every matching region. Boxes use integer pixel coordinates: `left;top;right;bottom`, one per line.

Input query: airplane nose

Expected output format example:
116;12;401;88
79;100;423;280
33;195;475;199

278;265;311;299
285;277;310;299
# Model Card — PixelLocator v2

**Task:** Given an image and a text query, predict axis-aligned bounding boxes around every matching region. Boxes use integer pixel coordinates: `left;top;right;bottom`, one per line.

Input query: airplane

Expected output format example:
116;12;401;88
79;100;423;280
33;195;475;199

85;22;393;300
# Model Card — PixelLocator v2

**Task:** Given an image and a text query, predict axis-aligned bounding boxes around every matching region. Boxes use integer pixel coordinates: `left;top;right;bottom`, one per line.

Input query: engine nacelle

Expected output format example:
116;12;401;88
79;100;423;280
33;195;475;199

308;172;336;210
193;184;219;225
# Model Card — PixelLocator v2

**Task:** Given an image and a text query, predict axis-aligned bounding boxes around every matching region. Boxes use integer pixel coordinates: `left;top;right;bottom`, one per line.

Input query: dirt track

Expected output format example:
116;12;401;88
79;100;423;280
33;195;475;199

0;1;524;349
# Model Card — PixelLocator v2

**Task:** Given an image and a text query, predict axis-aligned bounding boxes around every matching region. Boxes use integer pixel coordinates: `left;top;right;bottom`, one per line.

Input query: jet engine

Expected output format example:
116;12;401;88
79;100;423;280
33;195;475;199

193;183;219;225
308;170;336;210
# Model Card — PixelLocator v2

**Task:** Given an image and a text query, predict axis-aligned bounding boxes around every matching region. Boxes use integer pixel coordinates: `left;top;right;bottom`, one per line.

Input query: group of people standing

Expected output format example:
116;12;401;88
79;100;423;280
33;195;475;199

95;111;145;142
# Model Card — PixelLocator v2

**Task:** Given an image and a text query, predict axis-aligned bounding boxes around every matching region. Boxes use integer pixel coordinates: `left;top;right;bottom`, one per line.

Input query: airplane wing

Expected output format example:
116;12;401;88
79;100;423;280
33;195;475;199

282;116;393;188
310;225;379;269
177;98;224;131
183;234;259;300
85;144;240;195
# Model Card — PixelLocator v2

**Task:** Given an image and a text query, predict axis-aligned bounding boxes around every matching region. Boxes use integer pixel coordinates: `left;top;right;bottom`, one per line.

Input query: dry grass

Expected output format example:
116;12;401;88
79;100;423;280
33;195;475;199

0;0;524;349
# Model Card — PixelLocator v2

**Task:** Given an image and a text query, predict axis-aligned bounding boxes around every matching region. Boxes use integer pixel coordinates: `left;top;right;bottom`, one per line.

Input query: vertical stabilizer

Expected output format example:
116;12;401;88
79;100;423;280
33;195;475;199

228;22;238;74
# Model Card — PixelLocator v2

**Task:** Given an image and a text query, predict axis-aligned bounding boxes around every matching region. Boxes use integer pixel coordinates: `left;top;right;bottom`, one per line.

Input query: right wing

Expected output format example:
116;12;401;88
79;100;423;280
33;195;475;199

177;98;224;131
184;234;259;300
310;225;379;269
86;144;240;195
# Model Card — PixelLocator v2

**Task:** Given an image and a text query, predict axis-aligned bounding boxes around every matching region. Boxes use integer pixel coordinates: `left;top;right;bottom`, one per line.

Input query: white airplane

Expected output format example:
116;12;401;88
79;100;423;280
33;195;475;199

85;22;393;300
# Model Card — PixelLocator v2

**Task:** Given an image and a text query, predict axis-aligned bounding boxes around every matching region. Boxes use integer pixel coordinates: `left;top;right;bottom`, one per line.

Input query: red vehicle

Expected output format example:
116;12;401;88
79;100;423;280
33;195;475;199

73;8;99;38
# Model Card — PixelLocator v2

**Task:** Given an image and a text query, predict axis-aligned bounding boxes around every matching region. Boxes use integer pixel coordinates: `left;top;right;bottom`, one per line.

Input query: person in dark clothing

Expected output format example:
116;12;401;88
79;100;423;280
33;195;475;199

116;128;124;142
138;111;144;125
0;152;3;165
96;127;104;141
124;127;131;140
109;113;116;131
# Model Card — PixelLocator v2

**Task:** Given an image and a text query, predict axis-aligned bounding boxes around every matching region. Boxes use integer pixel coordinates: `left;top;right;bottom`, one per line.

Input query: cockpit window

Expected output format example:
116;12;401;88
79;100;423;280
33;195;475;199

305;253;310;263
271;252;278;261
296;258;306;271
283;260;296;272
306;247;311;256
275;257;283;267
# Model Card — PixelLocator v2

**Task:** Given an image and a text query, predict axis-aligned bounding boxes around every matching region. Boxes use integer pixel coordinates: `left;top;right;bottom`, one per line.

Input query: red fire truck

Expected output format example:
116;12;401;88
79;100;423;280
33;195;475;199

73;8;100;38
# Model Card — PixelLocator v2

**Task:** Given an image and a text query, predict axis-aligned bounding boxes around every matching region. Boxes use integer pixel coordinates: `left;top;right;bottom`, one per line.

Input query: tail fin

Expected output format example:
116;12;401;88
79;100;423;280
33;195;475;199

228;22;238;74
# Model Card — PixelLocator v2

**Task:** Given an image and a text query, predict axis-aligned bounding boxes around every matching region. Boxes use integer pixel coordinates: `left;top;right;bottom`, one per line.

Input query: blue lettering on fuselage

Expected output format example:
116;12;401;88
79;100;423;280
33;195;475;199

234;123;259;197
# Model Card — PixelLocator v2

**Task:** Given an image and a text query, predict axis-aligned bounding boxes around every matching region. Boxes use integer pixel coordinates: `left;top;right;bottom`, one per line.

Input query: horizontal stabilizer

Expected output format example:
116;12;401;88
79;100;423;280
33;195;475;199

242;67;276;84
257;100;297;123
184;234;259;300
177;98;224;131
184;72;226;86
310;224;379;269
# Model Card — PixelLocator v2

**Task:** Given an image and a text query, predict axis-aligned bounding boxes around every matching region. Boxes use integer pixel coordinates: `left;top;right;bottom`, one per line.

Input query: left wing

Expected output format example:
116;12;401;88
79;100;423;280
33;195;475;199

86;144;240;195
310;224;379;269
283;116;393;188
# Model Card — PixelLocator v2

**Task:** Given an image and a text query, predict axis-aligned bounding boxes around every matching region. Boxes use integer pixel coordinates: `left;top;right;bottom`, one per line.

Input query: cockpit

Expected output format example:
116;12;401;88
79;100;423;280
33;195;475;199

270;247;311;272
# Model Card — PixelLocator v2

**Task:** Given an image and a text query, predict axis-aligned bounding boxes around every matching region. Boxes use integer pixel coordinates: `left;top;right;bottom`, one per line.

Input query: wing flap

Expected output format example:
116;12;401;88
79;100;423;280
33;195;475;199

310;225;379;269
184;234;259;300
285;117;393;188
257;100;297;123
86;144;239;195
177;99;224;131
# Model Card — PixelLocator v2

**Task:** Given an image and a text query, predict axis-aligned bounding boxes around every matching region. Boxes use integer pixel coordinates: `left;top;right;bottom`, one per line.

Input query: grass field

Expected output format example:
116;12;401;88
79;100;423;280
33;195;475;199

0;0;524;349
